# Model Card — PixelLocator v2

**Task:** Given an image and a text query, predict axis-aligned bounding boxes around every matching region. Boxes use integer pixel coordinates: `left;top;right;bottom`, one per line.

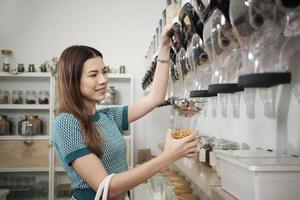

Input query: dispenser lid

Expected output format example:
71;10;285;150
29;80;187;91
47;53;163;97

238;72;292;88
217;150;300;172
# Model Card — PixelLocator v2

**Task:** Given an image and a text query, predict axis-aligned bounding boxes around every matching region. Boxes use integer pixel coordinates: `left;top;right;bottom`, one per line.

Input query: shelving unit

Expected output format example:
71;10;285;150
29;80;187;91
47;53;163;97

0;71;53;200
1;71;134;199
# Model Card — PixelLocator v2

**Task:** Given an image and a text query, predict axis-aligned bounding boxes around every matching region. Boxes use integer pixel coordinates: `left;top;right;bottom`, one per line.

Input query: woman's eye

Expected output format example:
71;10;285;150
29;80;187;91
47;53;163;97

89;74;97;77
102;68;108;74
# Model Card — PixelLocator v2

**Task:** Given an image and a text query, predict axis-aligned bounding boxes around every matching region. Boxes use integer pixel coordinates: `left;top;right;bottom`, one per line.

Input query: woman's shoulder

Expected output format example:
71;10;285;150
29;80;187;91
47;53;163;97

54;112;80;126
52;112;82;141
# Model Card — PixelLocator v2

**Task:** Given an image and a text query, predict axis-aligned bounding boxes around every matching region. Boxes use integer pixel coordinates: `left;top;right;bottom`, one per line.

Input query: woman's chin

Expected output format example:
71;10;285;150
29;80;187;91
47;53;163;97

95;96;105;102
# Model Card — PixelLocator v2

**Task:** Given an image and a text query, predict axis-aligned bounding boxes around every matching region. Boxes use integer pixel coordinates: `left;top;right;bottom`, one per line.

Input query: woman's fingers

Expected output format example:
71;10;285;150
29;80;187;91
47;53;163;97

186;139;199;149
186;147;197;153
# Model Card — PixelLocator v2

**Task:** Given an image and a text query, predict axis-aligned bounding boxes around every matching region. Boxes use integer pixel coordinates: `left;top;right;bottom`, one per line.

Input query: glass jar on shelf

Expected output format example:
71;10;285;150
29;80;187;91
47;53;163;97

105;86;119;105
17;63;25;72
0;114;13;135
12;90;24;104
28;64;35;72
25;90;37;104
38;91;49;104
0;90;9;104
18;115;43;136
199;135;212;166
1;49;13;72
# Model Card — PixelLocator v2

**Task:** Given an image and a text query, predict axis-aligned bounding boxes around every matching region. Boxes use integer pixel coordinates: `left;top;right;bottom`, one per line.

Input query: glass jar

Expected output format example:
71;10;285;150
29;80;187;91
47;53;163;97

25;90;37;104
18;115;43;136
0;90;9;104
199;136;212;166
28;64;35;72
38;91;49;104
1;49;13;72
105;86;118;105
12;90;23;104
119;65;126;74
0;114;13;135
17;63;25;72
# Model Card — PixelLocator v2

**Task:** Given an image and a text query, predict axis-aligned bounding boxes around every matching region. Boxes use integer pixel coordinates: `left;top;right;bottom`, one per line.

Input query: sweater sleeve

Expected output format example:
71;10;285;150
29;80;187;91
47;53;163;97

102;106;129;131
52;113;92;166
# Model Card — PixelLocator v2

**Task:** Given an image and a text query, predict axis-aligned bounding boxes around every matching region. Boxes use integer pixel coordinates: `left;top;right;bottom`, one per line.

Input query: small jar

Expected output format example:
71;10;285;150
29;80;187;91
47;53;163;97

105;86;118;105
0;114;13;135
1;49;13;72
0;90;9;104
17;63;25;72
28;64;35;72
38;91;49;104
39;64;47;72
12;90;23;104
119;65;126;74
25;90;37;104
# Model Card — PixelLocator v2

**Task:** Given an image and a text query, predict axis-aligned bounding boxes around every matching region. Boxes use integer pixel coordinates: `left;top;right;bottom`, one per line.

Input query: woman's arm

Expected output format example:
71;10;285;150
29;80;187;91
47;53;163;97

128;26;171;123
73;130;198;198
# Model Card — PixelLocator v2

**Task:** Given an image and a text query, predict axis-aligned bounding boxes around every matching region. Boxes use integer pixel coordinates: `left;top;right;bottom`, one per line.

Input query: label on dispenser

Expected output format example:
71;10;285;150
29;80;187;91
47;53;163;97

199;148;206;163
210;151;216;167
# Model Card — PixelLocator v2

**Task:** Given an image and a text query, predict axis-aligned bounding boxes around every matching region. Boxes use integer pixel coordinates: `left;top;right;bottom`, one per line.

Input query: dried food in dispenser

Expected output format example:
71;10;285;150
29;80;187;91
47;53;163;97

172;128;192;139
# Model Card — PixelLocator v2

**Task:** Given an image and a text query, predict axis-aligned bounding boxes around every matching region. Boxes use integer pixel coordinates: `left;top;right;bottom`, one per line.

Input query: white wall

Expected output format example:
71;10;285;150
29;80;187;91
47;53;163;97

0;0;168;161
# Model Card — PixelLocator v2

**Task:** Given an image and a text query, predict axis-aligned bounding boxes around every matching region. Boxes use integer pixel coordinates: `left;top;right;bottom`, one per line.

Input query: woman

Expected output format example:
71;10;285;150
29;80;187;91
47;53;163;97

52;26;198;200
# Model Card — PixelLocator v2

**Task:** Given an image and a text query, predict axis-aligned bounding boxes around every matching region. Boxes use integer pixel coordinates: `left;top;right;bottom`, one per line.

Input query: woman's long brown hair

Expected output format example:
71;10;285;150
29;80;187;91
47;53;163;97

56;45;103;157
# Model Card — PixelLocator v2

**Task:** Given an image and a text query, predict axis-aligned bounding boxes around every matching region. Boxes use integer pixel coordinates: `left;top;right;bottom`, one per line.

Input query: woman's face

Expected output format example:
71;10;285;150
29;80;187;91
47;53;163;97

80;56;108;103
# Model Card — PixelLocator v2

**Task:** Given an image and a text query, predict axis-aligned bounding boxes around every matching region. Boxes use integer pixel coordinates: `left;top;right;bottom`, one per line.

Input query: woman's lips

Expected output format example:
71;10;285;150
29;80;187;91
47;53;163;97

95;87;106;95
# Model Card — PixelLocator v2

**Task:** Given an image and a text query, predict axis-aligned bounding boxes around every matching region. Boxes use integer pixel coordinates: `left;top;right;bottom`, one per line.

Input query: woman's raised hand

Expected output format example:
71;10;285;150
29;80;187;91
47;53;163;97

160;25;172;48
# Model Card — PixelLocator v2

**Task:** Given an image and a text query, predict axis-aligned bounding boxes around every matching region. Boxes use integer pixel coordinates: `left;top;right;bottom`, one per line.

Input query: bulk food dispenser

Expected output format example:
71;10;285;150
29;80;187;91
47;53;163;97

181;0;219;118
203;0;244;118
168;5;205;139
230;0;293;118
276;0;300;107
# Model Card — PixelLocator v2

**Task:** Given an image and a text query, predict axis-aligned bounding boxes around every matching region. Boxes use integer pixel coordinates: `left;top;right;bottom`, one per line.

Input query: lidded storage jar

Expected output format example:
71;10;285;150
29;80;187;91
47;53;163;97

25;90;37;104
0;114;13;135
0;90;9;104
12;90;23;104
18;115;43;136
1;49;13;72
38;91;49;104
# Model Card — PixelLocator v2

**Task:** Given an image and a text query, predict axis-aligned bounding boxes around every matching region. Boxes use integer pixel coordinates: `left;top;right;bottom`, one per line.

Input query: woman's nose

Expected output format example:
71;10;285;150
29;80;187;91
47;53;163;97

97;73;108;85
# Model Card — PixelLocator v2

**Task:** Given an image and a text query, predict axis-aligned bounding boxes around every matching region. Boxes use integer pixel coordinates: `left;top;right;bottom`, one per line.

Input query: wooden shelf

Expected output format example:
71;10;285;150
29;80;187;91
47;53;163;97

0;167;49;172
0;104;50;110
0;135;49;141
0;72;50;78
158;143;221;198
